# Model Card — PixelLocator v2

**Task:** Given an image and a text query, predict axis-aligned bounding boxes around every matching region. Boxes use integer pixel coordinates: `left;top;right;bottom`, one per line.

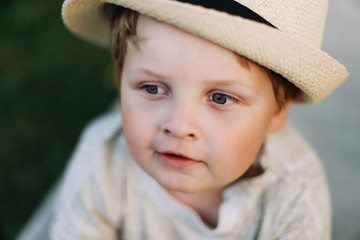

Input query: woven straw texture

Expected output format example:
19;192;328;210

62;0;348;103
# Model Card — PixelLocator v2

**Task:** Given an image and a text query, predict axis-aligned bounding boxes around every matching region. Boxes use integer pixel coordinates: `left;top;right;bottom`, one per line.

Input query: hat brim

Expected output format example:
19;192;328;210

62;0;348;103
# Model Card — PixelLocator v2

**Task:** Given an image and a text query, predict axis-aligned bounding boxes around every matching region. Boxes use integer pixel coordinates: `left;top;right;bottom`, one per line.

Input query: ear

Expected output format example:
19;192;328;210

267;99;292;133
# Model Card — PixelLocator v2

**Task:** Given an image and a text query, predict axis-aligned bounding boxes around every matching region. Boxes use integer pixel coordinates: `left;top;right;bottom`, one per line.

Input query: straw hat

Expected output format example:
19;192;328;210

62;0;348;103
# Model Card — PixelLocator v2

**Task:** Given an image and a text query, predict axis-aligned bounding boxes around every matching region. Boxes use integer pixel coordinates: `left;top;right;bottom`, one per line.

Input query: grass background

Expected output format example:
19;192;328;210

0;1;117;238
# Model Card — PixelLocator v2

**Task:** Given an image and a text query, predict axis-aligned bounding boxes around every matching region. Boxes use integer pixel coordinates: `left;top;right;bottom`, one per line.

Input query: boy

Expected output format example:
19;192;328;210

19;0;348;239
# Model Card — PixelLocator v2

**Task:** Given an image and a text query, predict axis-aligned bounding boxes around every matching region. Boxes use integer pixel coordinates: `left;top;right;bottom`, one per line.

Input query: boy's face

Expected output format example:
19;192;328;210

120;15;288;195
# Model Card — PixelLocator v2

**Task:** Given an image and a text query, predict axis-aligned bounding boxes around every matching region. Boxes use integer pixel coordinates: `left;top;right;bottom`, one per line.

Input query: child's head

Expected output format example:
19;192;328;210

118;12;292;194
61;0;348;191
110;7;296;181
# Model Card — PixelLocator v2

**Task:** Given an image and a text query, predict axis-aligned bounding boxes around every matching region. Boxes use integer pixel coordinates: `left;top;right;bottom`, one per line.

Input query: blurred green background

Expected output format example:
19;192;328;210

0;1;118;239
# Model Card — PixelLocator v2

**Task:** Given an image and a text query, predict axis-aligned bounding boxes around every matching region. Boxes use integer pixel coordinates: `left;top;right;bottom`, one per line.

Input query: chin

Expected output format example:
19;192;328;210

156;174;203;194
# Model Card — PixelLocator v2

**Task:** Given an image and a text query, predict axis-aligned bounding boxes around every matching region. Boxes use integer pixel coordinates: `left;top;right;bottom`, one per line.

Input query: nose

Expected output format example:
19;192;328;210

161;101;201;141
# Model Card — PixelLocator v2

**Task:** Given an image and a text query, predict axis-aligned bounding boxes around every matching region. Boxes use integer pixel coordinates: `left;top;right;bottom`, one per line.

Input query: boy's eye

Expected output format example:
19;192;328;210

143;85;166;95
210;93;238;105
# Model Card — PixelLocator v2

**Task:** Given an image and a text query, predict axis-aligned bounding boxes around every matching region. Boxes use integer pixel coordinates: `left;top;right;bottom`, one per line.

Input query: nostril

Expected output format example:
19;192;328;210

164;129;173;136
162;126;199;140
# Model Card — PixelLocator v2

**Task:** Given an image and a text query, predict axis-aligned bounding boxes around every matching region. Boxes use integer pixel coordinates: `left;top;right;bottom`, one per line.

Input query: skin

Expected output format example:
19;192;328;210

120;15;291;227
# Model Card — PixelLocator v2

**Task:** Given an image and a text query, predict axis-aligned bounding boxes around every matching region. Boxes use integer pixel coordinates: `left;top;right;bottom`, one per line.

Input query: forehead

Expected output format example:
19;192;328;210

125;15;270;89
135;15;223;57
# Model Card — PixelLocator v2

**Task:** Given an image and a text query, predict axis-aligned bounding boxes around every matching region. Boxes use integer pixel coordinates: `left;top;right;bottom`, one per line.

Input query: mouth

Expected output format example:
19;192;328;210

157;151;201;168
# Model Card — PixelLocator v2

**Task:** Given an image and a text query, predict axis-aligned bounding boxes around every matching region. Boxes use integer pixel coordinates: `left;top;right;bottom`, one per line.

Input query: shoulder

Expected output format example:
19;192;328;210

52;100;132;235
81;99;123;143
264;123;325;181
60;99;124;187
21;100;131;239
253;124;331;239
59;99;133;201
262;124;330;208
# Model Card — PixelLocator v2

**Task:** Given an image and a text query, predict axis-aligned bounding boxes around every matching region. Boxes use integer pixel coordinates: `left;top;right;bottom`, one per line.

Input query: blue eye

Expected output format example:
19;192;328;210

143;85;166;95
146;85;159;94
211;93;227;104
210;93;239;105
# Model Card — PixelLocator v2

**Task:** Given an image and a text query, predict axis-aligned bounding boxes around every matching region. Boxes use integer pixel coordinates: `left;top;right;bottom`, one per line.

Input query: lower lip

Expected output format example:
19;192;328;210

158;153;201;168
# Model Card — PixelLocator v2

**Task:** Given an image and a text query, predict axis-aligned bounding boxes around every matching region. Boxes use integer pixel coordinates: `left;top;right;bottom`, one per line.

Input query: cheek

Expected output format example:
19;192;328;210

120;95;160;159
227;129;262;163
121;104;139;152
205;112;268;171
121;96;148;155
214;132;263;181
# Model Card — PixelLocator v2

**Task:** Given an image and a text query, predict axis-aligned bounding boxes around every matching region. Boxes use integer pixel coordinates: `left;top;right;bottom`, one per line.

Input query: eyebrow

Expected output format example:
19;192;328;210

136;68;253;90
137;68;167;79
201;78;253;91
204;79;242;86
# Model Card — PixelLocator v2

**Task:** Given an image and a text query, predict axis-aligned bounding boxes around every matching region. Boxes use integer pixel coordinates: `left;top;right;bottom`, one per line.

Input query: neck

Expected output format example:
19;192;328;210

168;188;224;228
